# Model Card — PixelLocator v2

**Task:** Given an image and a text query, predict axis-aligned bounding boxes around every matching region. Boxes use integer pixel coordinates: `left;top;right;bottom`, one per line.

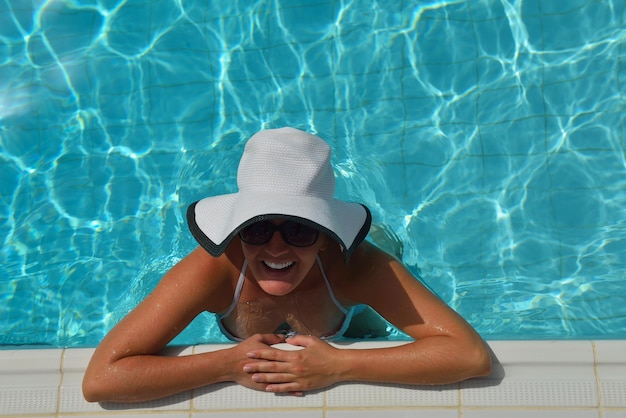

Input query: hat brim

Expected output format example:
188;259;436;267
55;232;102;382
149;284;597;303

187;191;371;260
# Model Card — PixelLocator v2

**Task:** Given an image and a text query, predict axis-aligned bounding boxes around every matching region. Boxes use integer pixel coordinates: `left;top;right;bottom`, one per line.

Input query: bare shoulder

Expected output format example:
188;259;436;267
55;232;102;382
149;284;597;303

155;246;242;314
324;241;409;303
344;241;403;281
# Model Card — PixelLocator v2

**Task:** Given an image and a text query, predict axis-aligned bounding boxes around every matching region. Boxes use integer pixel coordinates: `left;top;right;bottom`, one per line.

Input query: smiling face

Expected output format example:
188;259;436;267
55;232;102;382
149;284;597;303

240;219;328;296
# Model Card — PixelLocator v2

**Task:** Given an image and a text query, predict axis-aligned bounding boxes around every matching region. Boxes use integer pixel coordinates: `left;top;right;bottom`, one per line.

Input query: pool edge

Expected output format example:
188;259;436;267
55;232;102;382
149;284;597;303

1;340;625;416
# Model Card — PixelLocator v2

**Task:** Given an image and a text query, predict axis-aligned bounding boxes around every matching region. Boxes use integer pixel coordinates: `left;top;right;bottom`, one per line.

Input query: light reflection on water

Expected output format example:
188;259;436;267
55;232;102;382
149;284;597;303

1;0;625;347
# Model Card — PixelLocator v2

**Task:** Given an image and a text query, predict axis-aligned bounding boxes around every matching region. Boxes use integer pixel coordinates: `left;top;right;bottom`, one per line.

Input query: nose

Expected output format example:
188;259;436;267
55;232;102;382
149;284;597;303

265;229;289;256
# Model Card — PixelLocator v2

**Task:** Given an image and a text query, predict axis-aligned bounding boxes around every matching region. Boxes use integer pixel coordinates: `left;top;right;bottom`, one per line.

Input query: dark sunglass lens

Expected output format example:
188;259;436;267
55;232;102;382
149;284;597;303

282;222;318;246
240;221;273;244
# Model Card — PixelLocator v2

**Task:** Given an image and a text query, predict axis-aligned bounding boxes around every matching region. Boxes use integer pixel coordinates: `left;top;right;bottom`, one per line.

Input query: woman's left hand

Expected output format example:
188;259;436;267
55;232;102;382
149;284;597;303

243;335;341;395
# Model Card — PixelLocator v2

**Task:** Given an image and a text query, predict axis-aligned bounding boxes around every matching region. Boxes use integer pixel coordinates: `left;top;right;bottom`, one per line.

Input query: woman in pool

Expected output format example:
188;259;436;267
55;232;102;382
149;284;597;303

83;127;491;402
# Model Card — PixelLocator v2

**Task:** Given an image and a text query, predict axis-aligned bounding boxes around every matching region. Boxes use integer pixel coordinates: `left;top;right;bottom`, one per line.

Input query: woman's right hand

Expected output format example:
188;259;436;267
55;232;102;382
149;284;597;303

229;333;286;391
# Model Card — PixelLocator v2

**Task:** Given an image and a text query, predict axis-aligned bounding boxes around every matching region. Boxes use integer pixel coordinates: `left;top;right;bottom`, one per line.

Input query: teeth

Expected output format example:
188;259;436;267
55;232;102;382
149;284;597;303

263;261;294;270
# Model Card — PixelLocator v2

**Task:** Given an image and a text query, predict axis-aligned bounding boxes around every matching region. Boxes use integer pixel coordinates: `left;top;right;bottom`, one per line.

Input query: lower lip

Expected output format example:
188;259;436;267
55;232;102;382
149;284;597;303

258;263;298;295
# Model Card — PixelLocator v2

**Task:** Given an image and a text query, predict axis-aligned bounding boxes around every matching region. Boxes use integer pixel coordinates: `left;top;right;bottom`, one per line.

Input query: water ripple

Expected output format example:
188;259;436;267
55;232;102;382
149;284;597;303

1;0;625;345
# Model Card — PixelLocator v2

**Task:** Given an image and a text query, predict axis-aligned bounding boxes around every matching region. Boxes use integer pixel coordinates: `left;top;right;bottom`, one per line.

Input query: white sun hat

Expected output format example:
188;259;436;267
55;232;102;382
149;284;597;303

187;127;371;259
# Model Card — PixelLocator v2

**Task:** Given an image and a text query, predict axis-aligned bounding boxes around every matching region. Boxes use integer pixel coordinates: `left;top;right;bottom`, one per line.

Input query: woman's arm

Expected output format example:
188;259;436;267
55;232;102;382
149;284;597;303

243;243;491;392
83;333;285;402
82;247;284;402
336;244;492;384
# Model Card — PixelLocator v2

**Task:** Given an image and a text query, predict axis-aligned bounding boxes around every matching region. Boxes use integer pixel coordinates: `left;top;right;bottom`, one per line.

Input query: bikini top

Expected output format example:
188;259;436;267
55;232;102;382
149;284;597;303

217;257;355;341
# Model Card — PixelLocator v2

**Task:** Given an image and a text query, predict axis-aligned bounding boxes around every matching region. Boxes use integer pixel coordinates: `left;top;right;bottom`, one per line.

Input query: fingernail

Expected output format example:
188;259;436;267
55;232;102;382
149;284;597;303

243;365;252;372
246;352;256;358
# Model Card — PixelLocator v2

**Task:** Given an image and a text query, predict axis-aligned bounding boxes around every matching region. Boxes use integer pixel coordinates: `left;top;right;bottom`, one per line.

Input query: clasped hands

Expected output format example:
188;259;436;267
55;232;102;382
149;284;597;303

233;333;340;396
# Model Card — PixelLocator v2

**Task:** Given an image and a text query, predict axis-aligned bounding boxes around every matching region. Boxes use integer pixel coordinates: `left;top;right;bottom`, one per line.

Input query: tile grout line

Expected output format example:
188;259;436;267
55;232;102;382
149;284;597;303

592;341;605;418
190;344;196;418
457;381;463;418
56;348;65;418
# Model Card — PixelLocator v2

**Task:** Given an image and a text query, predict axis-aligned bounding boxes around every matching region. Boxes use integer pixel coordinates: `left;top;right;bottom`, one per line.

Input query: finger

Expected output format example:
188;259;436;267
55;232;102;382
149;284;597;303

285;334;318;347
264;382;303;393
251;372;294;384
247;348;289;361
243;359;291;374
252;333;286;345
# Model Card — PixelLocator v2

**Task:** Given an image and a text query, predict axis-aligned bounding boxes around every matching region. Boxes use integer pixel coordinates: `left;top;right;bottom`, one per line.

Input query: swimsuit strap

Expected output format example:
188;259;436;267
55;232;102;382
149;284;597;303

218;257;352;341
220;260;247;320
223;258;346;317
316;256;349;315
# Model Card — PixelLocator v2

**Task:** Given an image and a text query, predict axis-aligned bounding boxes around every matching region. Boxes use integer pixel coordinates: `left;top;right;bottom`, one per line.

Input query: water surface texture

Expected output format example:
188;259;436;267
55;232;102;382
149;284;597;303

1;0;625;347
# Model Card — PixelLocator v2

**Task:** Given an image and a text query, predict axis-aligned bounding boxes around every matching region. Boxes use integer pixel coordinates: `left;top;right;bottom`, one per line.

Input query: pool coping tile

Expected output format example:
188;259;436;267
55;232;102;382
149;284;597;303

327;410;460;418
0;349;62;415
59;346;193;413
595;340;626;408
462;410;601;418
1;340;625;416
461;341;598;407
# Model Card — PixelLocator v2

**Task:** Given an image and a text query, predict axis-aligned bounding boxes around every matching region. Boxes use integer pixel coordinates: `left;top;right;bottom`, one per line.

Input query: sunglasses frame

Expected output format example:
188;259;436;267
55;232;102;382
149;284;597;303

238;220;320;247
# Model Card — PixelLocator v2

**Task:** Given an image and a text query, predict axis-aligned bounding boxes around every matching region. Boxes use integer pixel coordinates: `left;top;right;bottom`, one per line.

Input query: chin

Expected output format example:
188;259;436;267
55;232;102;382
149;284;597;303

258;281;296;296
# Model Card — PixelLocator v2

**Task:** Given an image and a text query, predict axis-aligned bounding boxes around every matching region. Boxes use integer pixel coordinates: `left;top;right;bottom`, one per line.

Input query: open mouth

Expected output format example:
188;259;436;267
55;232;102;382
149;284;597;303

263;260;294;270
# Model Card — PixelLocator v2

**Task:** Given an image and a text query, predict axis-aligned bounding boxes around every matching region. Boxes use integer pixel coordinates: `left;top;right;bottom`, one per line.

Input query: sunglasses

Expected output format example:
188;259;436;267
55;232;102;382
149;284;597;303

239;220;319;247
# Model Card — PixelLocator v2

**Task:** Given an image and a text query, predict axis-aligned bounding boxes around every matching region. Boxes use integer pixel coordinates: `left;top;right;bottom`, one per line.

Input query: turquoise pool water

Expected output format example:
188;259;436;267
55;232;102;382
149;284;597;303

1;0;625;347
